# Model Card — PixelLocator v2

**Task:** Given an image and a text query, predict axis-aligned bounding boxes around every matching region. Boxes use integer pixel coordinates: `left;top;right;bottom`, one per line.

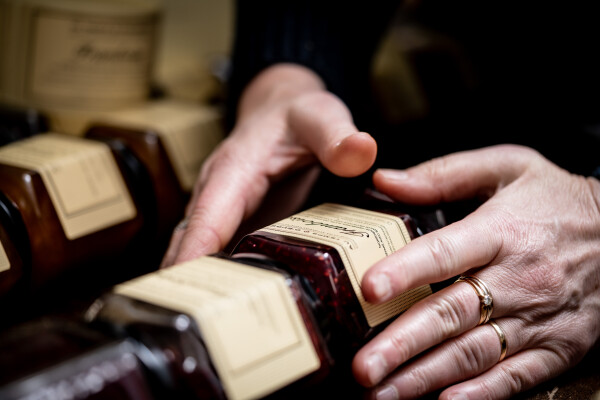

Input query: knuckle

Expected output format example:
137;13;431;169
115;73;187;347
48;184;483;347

420;156;450;184
293;91;340;110
492;361;542;398
476;378;498;400
386;330;414;365
502;366;527;395
187;207;226;250
426;294;470;338
424;234;459;276
453;335;489;375
404;367;431;397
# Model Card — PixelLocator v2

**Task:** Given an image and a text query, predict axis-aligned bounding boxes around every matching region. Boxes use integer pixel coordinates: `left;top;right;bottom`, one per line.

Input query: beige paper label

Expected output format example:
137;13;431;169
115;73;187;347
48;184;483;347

0;133;136;239
258;203;432;327
115;256;320;400
96;100;224;191
0;240;9;273
28;8;157;108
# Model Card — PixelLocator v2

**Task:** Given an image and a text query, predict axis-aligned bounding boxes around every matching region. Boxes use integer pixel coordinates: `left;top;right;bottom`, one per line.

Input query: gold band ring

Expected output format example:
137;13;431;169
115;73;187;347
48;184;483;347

488;319;508;362
455;275;493;325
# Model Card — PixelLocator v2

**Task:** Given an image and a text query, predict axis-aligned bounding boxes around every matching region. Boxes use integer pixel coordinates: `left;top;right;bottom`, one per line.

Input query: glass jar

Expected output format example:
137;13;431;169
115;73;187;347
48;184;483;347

0;103;48;146
0;133;149;291
0;191;29;298
0;317;158;400
85;99;225;244
87;254;333;400
232;194;447;355
0;0;161;111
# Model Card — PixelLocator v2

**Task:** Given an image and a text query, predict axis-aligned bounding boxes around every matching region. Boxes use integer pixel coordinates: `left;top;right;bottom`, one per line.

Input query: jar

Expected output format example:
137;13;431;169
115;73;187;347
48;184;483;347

87;254;332;400
0;317;158;400
0;191;29;298
0;103;49;146
0;132;148;290
85;99;225;243
232;195;447;355
0;0;161;110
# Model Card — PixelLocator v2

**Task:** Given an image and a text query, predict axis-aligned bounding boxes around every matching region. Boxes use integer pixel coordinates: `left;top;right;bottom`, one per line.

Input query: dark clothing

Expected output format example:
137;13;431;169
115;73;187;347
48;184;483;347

227;1;398;123
226;0;600;199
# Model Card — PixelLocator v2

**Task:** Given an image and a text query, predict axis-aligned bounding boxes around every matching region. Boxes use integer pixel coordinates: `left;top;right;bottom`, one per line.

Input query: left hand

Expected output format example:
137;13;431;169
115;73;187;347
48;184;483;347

352;144;600;399
160;64;376;267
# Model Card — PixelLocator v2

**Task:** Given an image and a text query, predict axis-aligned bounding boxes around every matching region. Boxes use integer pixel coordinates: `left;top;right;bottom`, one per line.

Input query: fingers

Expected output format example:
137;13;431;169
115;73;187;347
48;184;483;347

359;316;567;400
362;146;544;303
287;91;377;177
372;145;538;205
162;86;376;268
160;218;190;268
353;145;598;399
440;348;566;400
160;145;270;267
354;275;513;388
364;318;522;400
361;210;502;303
353;283;481;387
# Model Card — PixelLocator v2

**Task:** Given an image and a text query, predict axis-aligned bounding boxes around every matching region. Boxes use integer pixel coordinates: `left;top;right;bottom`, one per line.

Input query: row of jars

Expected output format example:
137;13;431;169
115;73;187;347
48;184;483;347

0;163;450;398
0;100;225;306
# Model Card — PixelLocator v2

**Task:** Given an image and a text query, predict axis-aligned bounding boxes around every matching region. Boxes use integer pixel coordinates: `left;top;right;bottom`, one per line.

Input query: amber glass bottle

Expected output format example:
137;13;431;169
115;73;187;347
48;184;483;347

232;192;446;355
0;133;149;291
87;254;333;400
85;99;224;244
0;191;29;298
0;317;158;400
0;0;161;111
0;103;48;146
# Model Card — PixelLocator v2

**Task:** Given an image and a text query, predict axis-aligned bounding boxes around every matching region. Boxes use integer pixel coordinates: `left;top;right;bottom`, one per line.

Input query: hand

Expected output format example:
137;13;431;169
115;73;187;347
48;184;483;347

161;64;377;267
352;145;600;399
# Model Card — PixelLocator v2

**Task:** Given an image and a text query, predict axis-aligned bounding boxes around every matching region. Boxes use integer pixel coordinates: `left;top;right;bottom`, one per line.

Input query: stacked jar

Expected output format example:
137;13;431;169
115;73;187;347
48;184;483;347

0;133;151;297
0;0;161;111
232;192;448;357
0;195;448;399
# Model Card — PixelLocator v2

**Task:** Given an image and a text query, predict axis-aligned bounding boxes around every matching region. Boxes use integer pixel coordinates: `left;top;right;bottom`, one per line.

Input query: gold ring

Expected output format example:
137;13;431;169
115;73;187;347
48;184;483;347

488;319;507;362
455;275;493;325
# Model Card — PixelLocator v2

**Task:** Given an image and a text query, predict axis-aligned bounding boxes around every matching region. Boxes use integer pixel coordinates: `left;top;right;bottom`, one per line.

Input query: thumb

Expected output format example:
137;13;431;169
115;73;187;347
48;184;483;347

287;92;377;177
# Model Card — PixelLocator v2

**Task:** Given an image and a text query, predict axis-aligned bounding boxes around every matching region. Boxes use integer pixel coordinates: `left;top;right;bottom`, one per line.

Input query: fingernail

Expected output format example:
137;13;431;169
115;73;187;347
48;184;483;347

448;394;468;400
366;353;387;385
376;385;398;400
377;169;409;181
372;273;392;302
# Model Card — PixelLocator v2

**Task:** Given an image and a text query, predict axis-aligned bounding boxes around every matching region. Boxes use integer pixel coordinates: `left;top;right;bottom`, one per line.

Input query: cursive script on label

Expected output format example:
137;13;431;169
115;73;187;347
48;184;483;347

289;217;370;237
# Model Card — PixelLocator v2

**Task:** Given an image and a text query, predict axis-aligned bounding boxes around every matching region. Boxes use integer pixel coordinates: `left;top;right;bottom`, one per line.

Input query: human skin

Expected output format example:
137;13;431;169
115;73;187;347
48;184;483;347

160;63;377;267
353;146;600;399
161;63;600;399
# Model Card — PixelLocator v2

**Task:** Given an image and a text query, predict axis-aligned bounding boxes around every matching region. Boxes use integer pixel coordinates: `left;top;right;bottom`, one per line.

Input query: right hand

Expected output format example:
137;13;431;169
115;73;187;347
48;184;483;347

161;63;377;267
